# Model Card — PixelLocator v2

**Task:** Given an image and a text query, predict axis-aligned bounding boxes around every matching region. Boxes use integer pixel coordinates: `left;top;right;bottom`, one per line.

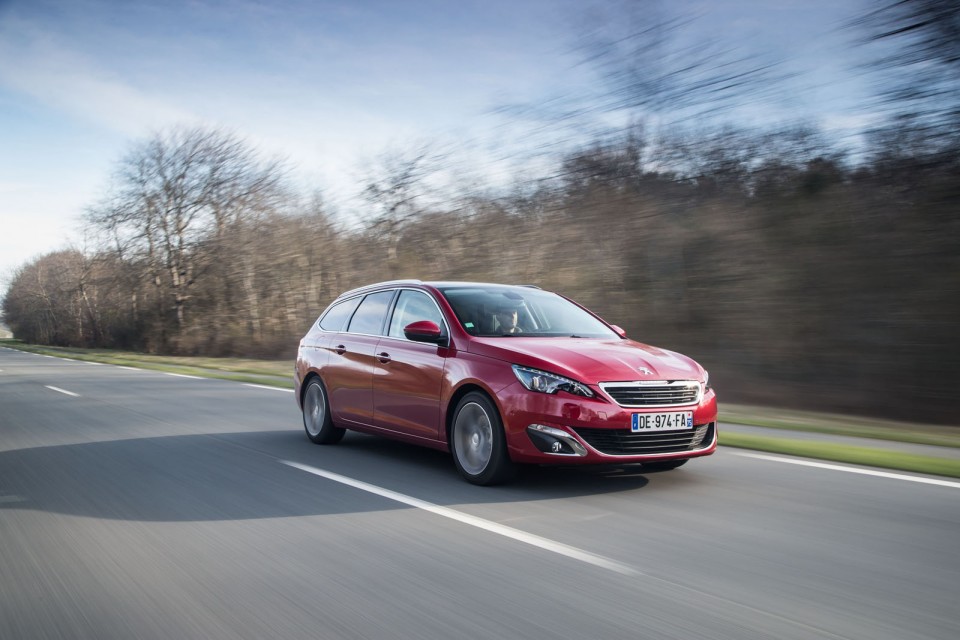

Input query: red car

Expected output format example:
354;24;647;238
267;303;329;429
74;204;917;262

295;281;717;485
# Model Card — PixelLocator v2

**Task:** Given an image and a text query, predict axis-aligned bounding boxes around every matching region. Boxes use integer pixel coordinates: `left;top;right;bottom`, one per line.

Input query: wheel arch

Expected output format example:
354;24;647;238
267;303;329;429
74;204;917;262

300;371;322;407
445;383;492;445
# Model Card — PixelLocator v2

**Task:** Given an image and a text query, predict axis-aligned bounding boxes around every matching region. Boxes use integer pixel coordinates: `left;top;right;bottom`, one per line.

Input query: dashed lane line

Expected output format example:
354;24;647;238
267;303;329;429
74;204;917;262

45;385;79;397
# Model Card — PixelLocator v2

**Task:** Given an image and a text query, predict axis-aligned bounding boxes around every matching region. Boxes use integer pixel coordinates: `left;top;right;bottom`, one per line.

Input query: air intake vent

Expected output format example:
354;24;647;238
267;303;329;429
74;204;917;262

573;423;714;456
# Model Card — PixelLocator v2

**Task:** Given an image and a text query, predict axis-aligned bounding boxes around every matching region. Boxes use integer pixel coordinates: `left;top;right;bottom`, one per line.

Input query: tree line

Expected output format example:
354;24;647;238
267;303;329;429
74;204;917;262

2;0;957;424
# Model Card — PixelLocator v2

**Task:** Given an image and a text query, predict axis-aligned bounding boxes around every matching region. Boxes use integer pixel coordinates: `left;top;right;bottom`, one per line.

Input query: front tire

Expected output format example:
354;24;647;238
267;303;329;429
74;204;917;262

302;378;345;444
450;392;515;485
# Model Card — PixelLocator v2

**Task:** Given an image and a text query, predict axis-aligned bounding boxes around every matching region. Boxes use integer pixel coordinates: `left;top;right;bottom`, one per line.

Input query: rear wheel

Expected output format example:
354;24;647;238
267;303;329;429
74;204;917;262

302;378;345;444
450;392;515;485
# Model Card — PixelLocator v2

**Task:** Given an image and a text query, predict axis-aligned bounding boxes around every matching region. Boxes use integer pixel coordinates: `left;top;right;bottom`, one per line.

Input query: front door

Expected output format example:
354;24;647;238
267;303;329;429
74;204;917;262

373;289;448;440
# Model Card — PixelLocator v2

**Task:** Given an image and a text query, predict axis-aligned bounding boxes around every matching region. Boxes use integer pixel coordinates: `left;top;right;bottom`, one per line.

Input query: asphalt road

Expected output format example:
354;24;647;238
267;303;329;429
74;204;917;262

1;347;958;640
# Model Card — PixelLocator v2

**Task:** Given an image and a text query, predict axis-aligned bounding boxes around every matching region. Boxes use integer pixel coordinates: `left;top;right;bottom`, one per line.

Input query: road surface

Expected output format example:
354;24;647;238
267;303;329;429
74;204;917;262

1;347;957;639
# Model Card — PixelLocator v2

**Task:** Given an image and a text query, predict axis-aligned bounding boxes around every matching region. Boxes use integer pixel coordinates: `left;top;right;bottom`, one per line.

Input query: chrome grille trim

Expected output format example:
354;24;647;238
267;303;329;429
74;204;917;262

573;423;715;456
599;380;702;407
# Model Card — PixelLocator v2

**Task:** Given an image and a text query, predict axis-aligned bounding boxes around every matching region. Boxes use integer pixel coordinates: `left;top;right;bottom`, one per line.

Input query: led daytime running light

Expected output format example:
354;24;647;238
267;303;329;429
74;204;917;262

512;365;594;398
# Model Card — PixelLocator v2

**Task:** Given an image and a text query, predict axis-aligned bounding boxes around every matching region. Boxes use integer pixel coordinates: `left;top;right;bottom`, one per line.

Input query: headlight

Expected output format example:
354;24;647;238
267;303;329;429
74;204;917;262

703;370;711;391
512;365;594;398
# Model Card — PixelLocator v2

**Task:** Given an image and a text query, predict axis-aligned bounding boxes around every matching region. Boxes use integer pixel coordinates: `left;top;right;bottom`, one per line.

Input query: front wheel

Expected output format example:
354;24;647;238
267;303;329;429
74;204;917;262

450;392;515;485
302;378;345;444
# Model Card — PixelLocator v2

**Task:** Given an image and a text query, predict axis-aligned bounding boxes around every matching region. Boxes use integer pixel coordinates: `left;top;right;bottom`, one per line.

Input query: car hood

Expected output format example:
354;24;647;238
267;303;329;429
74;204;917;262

466;337;703;384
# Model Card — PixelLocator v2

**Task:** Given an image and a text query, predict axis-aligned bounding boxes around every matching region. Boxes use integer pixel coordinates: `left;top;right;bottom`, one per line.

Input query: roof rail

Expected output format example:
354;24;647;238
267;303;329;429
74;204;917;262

338;279;424;298
517;284;542;289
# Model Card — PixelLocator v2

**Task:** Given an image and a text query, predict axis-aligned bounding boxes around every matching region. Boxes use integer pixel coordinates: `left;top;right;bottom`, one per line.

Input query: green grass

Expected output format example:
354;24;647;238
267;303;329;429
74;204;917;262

719;432;960;479
720;403;960;448
4;339;959;477
0;340;293;388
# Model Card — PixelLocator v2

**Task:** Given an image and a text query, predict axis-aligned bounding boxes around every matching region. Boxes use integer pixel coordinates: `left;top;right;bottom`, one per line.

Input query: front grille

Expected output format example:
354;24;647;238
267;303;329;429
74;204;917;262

599;381;701;407
573;423;714;456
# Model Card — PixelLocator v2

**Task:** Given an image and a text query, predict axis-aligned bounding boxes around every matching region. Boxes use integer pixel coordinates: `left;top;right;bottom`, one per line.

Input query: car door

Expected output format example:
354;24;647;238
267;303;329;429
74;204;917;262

323;289;395;427
298;296;362;387
373;289;449;440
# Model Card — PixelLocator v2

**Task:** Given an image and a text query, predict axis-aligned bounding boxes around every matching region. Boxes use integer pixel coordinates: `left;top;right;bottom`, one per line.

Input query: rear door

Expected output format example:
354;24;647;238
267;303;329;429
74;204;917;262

297;297;361;395
323;290;395;427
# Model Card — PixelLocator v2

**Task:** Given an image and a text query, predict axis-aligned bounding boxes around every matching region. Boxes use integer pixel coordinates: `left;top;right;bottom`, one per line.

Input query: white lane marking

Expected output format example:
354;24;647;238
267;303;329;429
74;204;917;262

85;361;104;365
732;452;960;489
117;366;141;371
164;372;204;379
281;460;637;575
45;385;79;397
244;383;294;393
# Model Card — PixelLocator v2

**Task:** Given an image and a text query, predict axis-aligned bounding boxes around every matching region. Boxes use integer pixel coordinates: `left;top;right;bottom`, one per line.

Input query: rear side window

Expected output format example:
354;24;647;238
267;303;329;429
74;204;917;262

347;290;395;335
318;297;361;331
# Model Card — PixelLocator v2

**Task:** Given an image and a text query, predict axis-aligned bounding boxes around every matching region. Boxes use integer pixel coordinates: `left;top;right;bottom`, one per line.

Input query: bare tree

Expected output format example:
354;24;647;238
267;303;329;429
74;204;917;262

361;143;446;277
854;0;960;126
586;4;780;118
85;126;287;352
1;251;95;346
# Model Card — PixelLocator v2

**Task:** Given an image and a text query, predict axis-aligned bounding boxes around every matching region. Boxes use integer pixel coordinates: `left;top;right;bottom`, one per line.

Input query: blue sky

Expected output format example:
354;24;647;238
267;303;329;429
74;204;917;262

0;0;876;292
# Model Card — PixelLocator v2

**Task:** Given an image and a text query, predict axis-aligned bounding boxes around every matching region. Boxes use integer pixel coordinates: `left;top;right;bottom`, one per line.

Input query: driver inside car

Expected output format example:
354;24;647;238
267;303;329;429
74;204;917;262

494;303;523;334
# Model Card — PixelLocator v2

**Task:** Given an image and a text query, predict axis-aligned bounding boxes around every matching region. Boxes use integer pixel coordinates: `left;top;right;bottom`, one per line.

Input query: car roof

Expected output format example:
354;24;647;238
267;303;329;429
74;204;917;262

336;280;543;300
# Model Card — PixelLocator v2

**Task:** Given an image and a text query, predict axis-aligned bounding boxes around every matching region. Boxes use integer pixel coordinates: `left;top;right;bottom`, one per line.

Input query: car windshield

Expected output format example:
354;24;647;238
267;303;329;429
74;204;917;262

438;286;618;338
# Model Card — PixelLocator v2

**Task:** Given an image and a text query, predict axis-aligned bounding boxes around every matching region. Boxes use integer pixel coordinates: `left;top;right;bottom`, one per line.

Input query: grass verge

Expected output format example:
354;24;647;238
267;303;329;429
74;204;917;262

719;432;960;479
0;340;292;388
721;403;960;448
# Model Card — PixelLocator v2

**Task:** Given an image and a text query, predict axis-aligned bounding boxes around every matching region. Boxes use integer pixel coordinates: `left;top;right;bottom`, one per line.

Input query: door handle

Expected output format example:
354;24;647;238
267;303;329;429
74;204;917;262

334;344;346;355
377;352;391;364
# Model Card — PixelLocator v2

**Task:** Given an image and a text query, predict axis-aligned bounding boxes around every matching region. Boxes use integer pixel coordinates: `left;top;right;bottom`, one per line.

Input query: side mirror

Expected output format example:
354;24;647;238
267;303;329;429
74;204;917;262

610;324;627;338
404;320;445;344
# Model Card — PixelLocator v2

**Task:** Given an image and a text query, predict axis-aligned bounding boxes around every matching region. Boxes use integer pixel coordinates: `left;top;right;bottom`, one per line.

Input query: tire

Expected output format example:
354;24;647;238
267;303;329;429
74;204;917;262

302;378;345;444
641;459;688;472
450;392;516;485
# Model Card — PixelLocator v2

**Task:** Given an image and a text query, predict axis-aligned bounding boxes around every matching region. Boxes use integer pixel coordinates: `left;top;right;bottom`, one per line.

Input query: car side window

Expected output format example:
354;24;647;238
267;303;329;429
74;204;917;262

388;290;445;339
318;297;362;332
346;290;395;335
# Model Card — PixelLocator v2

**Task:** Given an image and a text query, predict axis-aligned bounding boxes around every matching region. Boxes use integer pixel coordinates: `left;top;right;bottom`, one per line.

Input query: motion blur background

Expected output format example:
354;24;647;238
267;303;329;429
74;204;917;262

1;0;957;424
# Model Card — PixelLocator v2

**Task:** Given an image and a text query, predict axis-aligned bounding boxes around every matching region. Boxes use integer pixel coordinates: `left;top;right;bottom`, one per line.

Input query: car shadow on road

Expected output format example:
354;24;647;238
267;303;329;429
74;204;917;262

0;429;706;523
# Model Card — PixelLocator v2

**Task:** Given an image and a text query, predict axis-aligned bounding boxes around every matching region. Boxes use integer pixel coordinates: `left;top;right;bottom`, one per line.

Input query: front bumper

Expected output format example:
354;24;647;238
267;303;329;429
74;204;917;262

496;382;718;465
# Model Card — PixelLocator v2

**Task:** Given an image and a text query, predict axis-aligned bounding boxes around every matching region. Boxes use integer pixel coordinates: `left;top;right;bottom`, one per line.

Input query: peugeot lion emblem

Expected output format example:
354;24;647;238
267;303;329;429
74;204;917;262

637;366;653;375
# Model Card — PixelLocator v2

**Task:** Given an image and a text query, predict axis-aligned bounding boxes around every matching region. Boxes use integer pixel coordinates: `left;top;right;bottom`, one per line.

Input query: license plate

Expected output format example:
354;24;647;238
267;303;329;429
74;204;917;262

631;412;693;432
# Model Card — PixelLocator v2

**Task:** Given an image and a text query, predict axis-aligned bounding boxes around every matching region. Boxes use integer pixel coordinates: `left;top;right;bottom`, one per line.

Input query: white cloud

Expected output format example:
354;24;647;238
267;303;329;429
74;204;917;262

819;112;882;133
0;20;198;136
0;189;82;288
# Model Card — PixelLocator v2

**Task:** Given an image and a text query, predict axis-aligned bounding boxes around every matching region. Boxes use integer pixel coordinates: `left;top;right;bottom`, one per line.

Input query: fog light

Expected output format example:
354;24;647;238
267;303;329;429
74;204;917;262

526;424;588;456
690;423;710;447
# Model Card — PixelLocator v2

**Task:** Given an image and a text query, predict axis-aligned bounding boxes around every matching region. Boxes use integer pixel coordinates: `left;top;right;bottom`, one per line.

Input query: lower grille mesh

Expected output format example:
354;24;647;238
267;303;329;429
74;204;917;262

573;423;714;455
